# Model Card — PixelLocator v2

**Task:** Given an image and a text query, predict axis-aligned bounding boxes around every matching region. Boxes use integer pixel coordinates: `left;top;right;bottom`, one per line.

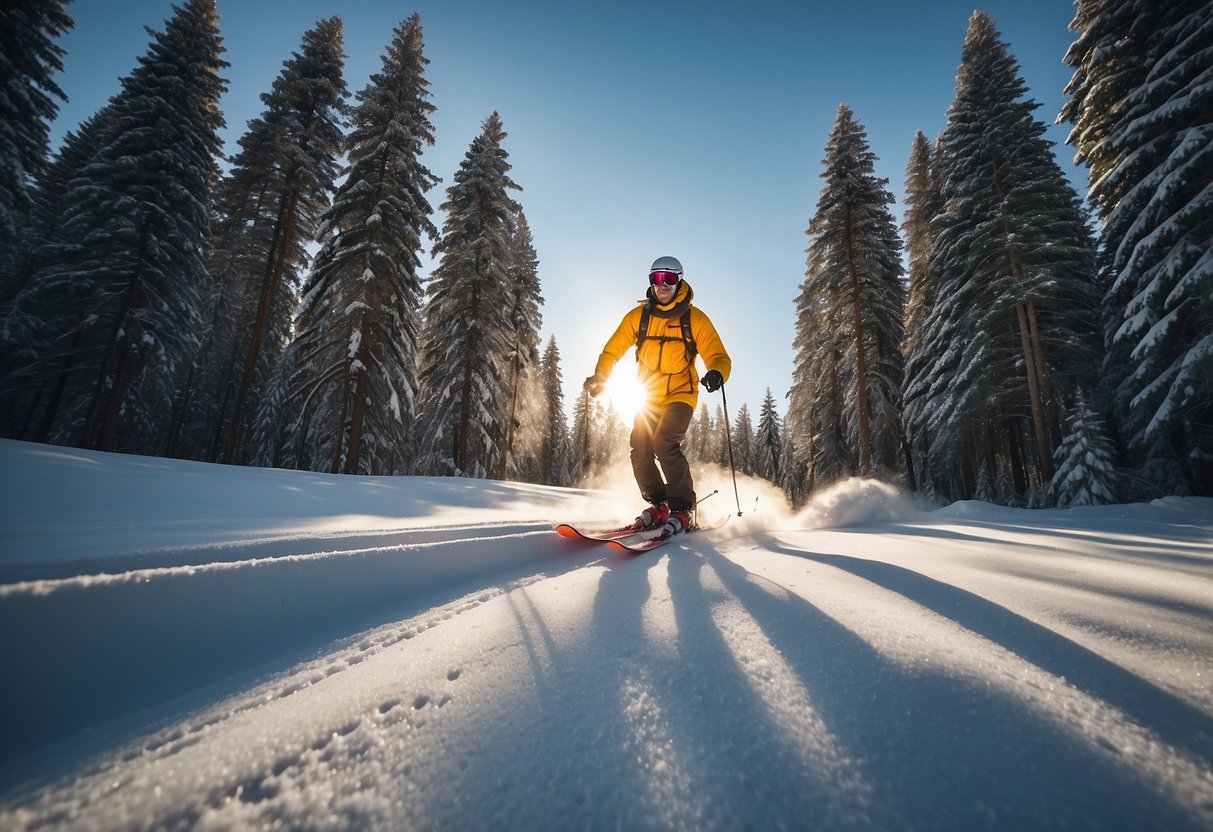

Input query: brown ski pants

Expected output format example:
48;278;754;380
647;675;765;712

631;401;695;512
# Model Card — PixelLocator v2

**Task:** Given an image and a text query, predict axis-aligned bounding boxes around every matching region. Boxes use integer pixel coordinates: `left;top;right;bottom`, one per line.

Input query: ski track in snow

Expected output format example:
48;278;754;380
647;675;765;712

1;440;1213;830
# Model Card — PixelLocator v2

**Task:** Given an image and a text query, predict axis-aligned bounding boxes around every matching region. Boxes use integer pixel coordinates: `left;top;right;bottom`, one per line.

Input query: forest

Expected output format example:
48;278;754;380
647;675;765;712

1;0;1209;508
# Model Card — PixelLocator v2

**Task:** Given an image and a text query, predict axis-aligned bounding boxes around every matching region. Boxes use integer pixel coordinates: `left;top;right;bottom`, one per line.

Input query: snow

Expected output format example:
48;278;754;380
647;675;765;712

1;439;1212;830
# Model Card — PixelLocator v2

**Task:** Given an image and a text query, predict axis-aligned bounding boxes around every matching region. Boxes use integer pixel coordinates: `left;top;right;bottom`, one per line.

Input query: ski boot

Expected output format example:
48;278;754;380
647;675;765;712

660;510;694;539
630;501;670;531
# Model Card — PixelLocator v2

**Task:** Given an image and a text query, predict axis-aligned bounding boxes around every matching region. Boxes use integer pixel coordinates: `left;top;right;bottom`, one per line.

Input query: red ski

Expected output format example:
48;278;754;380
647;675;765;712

606;514;731;553
554;523;647;542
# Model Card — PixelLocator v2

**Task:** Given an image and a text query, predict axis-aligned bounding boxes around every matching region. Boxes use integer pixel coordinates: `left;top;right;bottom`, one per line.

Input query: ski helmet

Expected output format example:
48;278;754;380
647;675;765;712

649;255;683;276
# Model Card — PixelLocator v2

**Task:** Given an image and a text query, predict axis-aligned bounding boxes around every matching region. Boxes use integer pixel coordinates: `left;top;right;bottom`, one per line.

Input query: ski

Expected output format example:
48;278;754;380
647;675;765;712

554;523;647;542
607;514;731;553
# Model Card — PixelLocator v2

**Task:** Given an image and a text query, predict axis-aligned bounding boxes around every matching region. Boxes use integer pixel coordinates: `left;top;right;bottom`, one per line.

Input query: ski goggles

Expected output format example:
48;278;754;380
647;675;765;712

649;270;681;286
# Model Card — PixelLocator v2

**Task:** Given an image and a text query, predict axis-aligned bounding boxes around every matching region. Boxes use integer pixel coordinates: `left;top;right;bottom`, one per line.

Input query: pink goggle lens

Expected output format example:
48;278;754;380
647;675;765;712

649;271;681;286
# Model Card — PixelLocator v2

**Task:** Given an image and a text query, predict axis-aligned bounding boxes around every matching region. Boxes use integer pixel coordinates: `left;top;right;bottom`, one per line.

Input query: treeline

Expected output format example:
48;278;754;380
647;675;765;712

787;8;1211;508
0;2;574;482
1;2;1208;509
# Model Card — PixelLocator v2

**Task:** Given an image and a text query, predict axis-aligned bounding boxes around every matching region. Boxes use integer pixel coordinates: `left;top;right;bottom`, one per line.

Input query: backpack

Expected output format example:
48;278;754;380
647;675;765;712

636;304;697;364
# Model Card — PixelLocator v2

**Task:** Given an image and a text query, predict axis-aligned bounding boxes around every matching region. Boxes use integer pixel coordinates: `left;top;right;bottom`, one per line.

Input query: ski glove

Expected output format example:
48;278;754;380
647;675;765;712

700;369;724;392
583;375;605;398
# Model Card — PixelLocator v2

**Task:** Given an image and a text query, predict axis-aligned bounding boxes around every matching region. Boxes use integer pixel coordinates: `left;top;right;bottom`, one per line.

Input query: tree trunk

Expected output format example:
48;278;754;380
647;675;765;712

222;186;300;463
843;210;873;475
344;314;371;475
33;329;84;442
96;345;130;451
1026;299;1059;446
330;368;350;475
1004;410;1028;495
455;284;481;474
498;351;521;479
1015;301;1054;481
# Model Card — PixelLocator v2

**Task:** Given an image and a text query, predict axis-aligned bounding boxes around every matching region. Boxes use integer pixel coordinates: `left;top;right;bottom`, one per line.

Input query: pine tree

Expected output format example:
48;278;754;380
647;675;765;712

416;112;520;476
794;104;905;484
777;428;809;509
753;388;782;482
731;403;754;476
569;389;594;484
974;461;994;503
2;0;226;452
789;282;849;492
539;336;570;486
0;110;115;442
0;0;73;251
497;209;543;479
203;17;349;464
1050;390;1119;507
290;14;438;475
1062;0;1213;494
901;131;944;493
916;12;1101;499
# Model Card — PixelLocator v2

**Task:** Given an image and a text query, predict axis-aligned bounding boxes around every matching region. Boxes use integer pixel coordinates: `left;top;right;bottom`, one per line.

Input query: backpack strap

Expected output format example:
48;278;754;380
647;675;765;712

636;304;652;351
635;305;697;363
680;308;697;360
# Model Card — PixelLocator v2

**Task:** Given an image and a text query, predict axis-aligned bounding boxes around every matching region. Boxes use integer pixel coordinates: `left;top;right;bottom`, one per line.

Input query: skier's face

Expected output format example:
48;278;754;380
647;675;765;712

652;280;678;304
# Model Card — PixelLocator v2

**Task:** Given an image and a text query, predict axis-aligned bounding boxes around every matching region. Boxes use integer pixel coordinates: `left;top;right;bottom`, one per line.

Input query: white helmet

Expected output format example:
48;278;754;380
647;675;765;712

649;255;683;276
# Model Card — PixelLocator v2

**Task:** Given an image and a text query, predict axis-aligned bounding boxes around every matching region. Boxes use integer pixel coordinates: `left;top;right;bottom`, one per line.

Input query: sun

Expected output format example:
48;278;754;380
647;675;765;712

605;362;647;423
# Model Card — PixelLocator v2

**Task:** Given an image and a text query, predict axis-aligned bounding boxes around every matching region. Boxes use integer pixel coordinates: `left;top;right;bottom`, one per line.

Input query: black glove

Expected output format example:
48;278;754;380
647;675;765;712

583;375;605;398
700;369;724;392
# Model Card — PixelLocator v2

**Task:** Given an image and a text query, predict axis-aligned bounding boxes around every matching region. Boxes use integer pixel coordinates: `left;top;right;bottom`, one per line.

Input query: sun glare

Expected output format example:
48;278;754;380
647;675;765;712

605;363;647;423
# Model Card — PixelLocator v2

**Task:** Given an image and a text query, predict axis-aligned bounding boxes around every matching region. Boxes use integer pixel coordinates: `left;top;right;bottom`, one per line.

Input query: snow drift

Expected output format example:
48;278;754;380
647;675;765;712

1;439;1211;831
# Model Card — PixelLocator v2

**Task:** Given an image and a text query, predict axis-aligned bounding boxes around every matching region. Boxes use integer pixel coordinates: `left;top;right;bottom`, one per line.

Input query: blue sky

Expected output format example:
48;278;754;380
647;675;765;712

49;0;1085;423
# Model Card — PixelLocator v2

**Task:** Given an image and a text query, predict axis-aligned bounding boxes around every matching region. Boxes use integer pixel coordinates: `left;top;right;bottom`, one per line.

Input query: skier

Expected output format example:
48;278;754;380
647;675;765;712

583;256;732;537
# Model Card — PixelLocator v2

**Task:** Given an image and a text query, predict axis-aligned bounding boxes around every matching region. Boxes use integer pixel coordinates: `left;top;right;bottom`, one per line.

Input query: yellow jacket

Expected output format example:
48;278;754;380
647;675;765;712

593;279;731;409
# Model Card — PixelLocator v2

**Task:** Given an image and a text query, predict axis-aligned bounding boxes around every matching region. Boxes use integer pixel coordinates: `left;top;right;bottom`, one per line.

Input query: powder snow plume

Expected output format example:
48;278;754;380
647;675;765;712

795;478;926;529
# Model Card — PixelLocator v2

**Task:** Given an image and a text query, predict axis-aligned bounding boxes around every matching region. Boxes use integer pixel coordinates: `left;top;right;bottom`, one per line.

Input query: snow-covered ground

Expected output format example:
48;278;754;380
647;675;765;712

1;438;1211;830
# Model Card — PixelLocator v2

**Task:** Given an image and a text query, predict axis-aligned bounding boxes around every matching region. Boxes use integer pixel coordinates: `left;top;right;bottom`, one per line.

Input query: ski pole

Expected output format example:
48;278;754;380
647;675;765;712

719;382;743;517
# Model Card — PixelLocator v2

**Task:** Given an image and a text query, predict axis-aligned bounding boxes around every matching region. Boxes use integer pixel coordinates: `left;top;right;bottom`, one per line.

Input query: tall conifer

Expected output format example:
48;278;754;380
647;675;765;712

916;12;1100;500
0;0;73;250
167;17;346;460
205;17;348;464
539;336;570;486
497;210;543;479
1062;0;1213;494
290;13;438;475
416;112;520;477
793;104;904;485
2;0;226;452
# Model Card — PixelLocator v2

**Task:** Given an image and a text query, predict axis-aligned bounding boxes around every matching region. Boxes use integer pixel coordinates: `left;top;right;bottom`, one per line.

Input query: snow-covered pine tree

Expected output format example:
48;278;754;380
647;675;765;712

789;240;850;493
798;103;905;481
731;403;754;476
415;112;520;477
918;11;1101;500
568;388;594;484
712;404;730;469
777;427;808;509
1062;0;1213;495
496;209;543;479
901;130;944;494
753;388;782;483
1050;389;1119;507
291;14;438;475
0;0;73;252
0;111;118;442
539;336;571;486
974;461;995;503
994;465;1015;507
695;403;715;463
2;0;226;453
178;16;348;465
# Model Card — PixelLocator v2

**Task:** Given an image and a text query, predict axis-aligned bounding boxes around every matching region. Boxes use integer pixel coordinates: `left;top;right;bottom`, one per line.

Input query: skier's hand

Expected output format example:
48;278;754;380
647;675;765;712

700;369;724;392
583;375;605;398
